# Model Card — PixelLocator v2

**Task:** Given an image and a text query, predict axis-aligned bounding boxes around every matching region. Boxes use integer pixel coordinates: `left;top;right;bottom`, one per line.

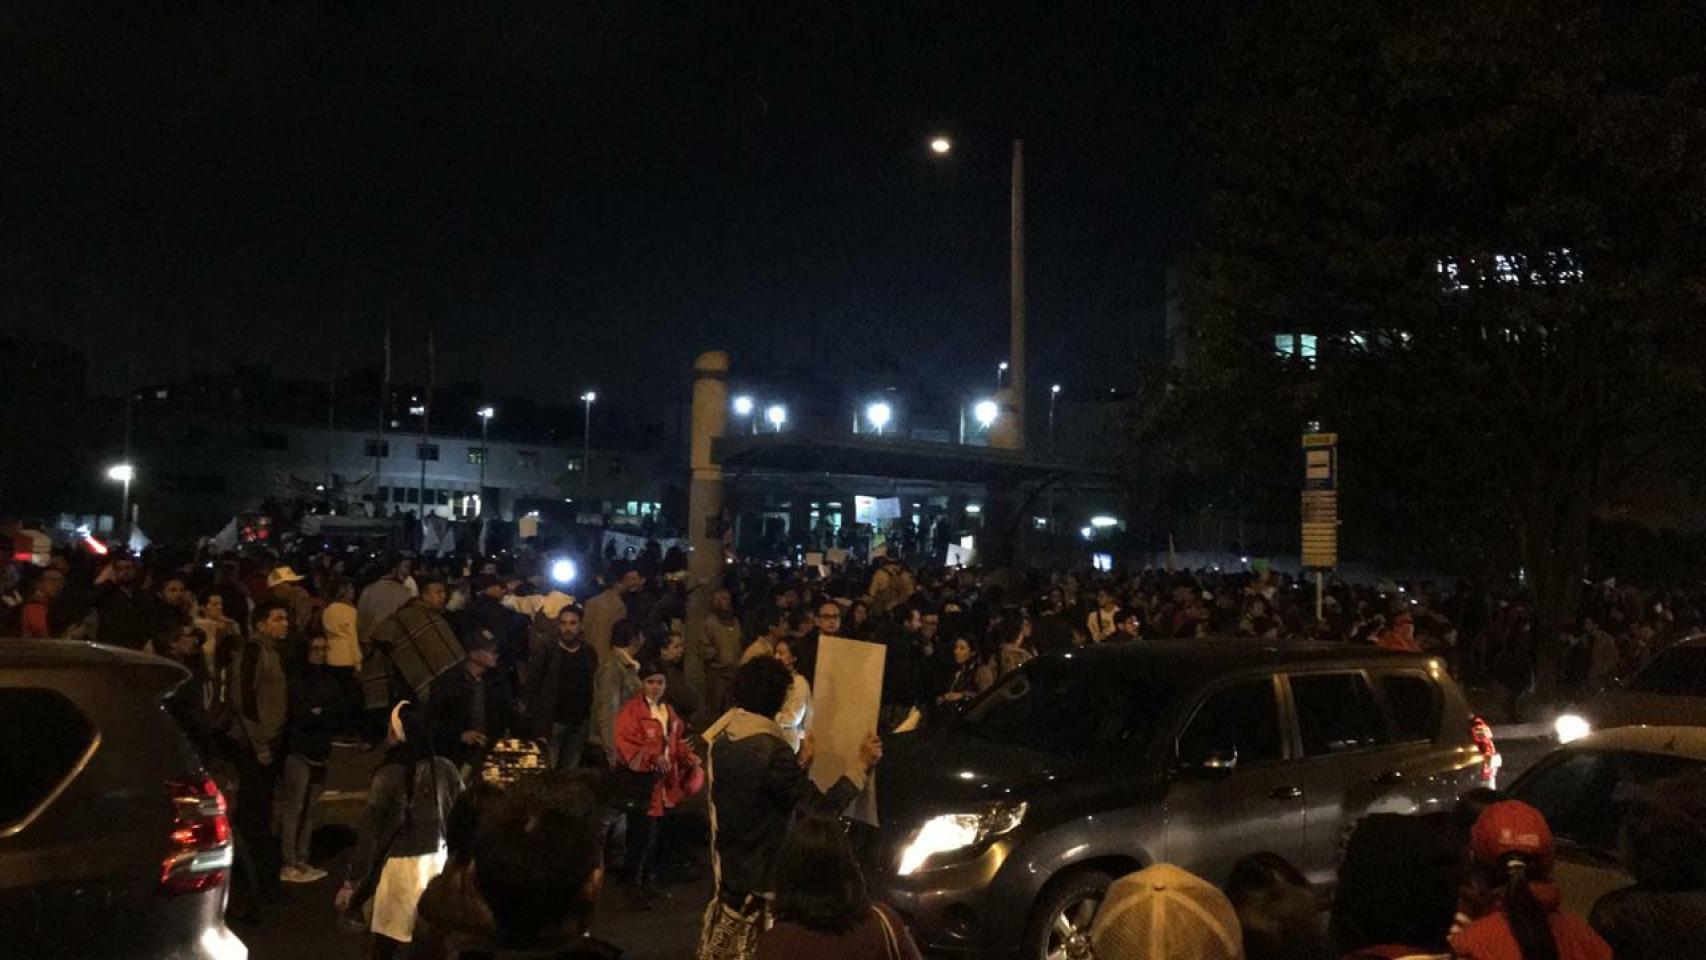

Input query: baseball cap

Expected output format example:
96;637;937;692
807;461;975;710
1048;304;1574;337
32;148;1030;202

1470;800;1554;873
267;566;305;588
1089;863;1242;960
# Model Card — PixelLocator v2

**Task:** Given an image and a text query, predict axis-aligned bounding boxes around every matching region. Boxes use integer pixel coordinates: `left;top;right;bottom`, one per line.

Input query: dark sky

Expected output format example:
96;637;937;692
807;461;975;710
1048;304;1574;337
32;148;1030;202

3;3;1222;406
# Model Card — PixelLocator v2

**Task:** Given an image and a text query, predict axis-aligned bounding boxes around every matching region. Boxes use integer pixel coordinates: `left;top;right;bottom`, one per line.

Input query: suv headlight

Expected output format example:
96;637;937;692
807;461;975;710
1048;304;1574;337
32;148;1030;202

896;802;1027;876
1554;713;1591;744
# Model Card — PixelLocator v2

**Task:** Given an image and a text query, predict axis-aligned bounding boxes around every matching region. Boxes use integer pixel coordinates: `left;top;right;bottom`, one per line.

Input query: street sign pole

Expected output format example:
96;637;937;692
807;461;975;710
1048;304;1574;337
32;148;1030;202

1301;431;1339;622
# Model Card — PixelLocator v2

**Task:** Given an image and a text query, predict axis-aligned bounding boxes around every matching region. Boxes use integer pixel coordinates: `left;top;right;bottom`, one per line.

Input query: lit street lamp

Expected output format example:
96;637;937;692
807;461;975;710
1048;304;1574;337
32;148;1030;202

930;135;952;155
866;401;892;436
732;395;756;435
765;404;787;433
974;399;999;429
477;406;494;516
580;392;595;497
106;463;135;541
1049;384;1061;452
996;360;1009;391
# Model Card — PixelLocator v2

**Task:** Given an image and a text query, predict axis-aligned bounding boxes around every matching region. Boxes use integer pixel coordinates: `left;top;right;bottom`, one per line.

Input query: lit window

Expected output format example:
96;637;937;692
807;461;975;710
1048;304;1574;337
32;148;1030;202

468;447;488;465
1273;334;1296;358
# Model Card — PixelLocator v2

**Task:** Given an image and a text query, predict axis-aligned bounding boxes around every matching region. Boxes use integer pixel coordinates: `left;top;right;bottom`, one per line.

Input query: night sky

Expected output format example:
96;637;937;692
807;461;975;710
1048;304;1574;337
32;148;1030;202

4;4;1223;406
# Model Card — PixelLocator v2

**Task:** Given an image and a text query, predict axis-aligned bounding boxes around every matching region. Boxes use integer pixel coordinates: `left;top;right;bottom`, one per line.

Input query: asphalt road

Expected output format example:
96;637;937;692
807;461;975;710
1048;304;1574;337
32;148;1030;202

236;724;1559;960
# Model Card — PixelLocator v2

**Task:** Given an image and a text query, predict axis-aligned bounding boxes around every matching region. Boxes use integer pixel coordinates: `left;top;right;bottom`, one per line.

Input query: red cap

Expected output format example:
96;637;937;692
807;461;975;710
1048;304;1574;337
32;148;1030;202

1470;800;1553;872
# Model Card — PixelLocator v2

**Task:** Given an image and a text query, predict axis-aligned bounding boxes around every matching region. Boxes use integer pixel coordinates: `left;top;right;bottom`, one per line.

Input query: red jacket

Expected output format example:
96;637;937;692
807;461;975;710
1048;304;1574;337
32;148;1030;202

1450;884;1612;960
613;694;702;817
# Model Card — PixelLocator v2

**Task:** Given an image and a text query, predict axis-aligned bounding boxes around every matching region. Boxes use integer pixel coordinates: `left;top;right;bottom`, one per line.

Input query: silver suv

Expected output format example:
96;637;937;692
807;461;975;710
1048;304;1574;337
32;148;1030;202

868;640;1488;960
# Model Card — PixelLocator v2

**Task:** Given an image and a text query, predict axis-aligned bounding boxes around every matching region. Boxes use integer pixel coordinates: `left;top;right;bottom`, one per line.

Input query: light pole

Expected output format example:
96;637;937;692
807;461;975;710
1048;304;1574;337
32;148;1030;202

765;404;787;433
1049;384;1061;453
996;361;1009;391
931;135;1026;452
580;392;595;497
732;395;756;435
477;406;494;516
106;463;134;542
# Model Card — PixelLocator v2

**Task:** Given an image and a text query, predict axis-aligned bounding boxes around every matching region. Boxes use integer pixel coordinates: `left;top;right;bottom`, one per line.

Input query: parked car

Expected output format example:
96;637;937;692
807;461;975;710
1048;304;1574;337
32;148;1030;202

0;640;245;960
1554;636;1706;743
1506;724;1706;916
867;640;1491;960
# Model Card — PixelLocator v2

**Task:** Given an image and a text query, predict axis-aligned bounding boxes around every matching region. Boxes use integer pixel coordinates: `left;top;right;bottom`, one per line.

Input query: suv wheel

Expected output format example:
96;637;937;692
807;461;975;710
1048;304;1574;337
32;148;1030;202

1024;868;1112;960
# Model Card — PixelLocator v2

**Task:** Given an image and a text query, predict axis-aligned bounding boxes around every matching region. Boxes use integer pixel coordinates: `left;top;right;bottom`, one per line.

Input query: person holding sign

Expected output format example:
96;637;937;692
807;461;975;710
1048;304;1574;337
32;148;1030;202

697;657;883;960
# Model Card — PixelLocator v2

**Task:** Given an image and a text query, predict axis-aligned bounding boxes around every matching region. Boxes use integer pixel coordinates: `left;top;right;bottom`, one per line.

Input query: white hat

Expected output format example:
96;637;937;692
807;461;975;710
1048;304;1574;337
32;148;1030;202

1090;864;1243;960
267;566;305;588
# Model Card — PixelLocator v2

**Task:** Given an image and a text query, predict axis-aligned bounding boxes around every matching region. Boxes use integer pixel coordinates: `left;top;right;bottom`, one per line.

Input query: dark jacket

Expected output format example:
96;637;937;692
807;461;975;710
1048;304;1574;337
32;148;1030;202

661;657;701;728
1590;886;1706;960
524;640;598;738
461;595;527;666
287;663;347;763
92;584;159;650
411;864;494;960
346;754;463;886
877;625;924;709
429;665;515;768
702;710;864;898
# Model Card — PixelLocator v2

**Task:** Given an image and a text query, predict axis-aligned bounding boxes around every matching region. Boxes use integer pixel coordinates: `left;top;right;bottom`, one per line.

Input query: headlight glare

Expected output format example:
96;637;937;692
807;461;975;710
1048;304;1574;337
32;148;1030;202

896;802;1027;876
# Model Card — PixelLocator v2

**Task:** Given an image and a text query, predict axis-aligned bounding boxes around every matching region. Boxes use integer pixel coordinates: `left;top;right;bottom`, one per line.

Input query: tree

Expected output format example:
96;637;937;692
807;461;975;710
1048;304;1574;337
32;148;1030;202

1161;0;1706;697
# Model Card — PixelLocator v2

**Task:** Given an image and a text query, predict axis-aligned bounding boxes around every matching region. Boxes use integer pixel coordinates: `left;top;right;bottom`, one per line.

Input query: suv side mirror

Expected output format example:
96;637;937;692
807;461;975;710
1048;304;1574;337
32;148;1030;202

1179;745;1239;779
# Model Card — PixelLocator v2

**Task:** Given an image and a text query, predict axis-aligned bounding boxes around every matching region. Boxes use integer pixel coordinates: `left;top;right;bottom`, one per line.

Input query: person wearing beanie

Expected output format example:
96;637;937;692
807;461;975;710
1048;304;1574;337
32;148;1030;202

1331;814;1464;960
1450;801;1611;960
1088;863;1243;960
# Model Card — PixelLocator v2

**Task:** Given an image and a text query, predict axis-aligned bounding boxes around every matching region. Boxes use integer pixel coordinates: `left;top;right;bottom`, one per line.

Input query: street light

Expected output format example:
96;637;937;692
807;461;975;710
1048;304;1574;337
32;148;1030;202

106;463;134;541
973;399;999;429
732;395;756;435
996;360;1009;390
866;401;892;436
1049;384;1061;453
477;406;495;516
765;404;787;432
929;135;952;155
580;392;596;497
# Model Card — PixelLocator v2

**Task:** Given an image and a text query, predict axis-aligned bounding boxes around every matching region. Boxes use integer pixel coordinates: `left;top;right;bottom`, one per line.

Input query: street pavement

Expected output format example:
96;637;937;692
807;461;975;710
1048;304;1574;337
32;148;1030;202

237;720;1561;960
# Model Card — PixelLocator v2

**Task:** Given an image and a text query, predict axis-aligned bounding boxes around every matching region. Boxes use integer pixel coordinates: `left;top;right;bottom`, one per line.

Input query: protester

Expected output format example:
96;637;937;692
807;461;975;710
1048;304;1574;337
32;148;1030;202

845;598;874;641
361;575;463;722
267;565;318;659
696;657;882;957
583;564;642;660
157;622;220;762
458;771;617;960
1590;770;1706;960
1224;852;1327;960
657;627;702;729
409;781;503;960
358;556;415;640
1113;607;1142;641
934;635;982;715
741;605;789;666
698;586;746;710
429;631;514;776
877;603;926;731
1087;863;1243;960
1451;801;1612;960
591;619;645;766
1332;814;1465;960
18;564;67;637
612;658;702;909
91;555;154;649
279;634;344;884
525;603;598;771
773;637;812;753
753;814;924;960
336;702;464;960
1088;587;1121;643
320;575;362;742
228;598;291;900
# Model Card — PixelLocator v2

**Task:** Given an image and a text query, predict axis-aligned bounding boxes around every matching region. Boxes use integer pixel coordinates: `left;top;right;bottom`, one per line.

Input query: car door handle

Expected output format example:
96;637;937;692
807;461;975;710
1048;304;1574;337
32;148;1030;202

1370;770;1404;785
1270;785;1302;800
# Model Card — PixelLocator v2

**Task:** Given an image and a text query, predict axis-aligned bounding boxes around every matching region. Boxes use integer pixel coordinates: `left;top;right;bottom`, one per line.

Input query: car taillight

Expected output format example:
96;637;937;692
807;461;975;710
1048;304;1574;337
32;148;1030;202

161;776;232;895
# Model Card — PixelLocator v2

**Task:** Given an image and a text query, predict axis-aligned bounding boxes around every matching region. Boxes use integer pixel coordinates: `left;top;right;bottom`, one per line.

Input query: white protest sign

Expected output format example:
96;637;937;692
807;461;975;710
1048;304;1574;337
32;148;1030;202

810;635;886;825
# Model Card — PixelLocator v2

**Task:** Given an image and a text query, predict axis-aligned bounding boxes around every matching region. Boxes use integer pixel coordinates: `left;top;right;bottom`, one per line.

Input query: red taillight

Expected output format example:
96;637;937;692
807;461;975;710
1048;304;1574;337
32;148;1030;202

161;776;232;895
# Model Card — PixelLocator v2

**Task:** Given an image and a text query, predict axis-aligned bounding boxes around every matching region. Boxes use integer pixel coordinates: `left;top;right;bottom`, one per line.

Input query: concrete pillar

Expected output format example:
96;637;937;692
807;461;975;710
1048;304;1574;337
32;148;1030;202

685;351;729;698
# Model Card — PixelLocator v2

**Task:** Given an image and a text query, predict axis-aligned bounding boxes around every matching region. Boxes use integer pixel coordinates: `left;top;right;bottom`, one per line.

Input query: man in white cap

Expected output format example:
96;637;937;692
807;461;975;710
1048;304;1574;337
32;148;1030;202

267;564;319;660
1087;863;1244;960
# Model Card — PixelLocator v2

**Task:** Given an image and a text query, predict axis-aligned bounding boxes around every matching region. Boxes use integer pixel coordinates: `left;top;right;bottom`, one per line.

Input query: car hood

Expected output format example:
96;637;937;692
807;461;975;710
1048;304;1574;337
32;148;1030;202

1584;690;1706;729
877;725;1119;826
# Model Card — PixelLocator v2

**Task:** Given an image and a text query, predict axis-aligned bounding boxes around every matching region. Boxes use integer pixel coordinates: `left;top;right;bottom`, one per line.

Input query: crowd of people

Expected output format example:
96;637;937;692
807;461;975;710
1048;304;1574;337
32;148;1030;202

4;539;1705;959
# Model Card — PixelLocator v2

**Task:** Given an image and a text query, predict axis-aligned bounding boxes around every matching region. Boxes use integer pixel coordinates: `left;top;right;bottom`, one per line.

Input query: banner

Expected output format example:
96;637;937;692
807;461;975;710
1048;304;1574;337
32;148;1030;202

811;635;886;825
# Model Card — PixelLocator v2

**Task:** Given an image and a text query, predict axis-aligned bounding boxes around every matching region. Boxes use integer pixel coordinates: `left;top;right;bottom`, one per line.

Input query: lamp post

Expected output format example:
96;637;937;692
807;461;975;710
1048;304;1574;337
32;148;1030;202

931;135;1027;452
477;406;494;516
1049;384;1061;453
765;404;787;433
996;361;1009;391
580;392;595;497
106;463;134;542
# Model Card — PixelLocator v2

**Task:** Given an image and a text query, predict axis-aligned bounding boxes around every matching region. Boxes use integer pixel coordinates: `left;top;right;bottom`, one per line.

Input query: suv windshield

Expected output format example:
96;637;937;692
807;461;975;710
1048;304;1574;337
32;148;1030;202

960;658;1179;758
